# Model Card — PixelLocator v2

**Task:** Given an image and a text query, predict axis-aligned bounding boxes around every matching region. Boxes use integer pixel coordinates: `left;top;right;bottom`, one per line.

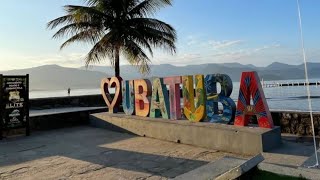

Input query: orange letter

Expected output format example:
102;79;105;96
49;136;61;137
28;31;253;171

134;79;152;117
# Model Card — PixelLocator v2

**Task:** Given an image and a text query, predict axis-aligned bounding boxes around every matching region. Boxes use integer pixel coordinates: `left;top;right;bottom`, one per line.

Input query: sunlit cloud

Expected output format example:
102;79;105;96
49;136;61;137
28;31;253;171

0;52;86;71
0;40;318;71
254;43;281;52
27;53;85;67
150;42;317;67
208;40;244;49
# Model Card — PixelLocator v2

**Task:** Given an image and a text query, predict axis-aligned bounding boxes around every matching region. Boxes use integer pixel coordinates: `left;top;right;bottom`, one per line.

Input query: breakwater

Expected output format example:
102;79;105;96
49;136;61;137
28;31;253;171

28;95;320;136
263;81;320;88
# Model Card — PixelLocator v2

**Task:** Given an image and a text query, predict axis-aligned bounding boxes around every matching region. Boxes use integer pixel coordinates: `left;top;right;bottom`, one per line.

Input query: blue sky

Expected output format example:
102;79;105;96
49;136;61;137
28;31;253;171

0;0;320;70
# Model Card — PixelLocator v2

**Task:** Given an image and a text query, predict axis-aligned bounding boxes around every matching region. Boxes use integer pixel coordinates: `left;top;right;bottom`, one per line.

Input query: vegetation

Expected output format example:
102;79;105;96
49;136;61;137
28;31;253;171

48;0;177;76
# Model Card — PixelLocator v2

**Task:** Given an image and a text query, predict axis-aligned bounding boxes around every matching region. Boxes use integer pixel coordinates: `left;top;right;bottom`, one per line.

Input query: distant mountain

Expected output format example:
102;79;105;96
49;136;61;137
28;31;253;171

0;65;110;90
1;62;319;91
82;62;320;81
82;63;254;81
266;62;296;70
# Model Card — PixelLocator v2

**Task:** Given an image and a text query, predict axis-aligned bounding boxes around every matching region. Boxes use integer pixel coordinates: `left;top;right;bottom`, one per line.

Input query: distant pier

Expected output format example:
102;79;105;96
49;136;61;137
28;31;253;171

262;81;320;88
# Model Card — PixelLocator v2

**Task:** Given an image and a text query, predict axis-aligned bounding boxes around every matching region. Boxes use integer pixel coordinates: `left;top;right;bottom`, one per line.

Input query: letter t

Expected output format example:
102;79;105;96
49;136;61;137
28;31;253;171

164;76;182;120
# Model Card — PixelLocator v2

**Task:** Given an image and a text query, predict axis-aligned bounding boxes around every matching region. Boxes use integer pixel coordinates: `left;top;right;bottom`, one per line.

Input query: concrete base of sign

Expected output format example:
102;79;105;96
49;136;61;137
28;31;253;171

173;154;264;180
89;113;281;155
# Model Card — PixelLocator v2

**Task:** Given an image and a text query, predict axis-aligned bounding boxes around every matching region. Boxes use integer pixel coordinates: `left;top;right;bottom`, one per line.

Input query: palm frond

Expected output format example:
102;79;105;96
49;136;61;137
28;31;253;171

84;0;107;6
47;15;74;30
52;22;102;39
48;0;177;76
138;27;176;53
60;29;103;49
126;29;154;56
64;5;112;21
129;0;172;17
130;18;176;35
127;18;176;53
122;39;151;74
84;32;117;67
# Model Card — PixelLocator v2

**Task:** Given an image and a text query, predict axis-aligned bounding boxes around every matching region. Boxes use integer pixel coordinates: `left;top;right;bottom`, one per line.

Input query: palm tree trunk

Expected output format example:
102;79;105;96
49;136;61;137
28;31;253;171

115;47;120;77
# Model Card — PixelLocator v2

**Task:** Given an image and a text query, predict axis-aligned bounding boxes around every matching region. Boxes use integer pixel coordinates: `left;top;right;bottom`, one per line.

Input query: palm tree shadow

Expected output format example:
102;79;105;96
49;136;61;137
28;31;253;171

0;126;208;178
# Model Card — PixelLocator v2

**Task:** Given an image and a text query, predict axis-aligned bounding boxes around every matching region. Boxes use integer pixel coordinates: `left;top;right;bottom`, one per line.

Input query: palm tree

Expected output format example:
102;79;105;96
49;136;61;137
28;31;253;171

47;0;177;76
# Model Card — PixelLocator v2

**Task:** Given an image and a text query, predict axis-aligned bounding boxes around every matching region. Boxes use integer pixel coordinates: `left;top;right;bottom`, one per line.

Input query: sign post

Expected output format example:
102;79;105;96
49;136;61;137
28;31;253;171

0;74;29;139
0;74;2;140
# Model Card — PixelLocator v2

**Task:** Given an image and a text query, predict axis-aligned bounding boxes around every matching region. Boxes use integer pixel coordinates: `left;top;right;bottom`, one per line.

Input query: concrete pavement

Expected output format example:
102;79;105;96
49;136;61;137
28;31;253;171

0;126;319;180
0;127;247;180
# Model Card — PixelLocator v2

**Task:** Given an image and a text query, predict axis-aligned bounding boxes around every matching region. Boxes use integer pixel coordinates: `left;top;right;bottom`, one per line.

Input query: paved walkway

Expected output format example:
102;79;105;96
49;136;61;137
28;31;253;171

0;126;319;180
0;127;247;180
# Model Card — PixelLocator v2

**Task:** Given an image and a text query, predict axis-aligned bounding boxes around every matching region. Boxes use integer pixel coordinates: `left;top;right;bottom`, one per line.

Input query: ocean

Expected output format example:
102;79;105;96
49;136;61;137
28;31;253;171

29;79;320;112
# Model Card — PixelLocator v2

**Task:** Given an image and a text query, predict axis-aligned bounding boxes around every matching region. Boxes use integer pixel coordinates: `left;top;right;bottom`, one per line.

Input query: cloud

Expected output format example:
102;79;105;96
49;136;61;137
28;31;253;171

0;53;87;71
185;35;244;50
27;53;85;67
152;53;202;65
2;41;318;70
208;40;244;49
205;43;281;61
186;36;199;46
254;43;280;52
151;43;286;66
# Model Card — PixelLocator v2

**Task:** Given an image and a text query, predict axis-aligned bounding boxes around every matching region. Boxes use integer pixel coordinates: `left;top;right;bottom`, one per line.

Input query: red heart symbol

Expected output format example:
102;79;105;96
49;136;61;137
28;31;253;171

101;77;122;113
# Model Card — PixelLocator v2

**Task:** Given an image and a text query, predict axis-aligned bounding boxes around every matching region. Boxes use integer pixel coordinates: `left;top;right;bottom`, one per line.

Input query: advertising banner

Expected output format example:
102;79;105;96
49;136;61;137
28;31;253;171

0;74;29;139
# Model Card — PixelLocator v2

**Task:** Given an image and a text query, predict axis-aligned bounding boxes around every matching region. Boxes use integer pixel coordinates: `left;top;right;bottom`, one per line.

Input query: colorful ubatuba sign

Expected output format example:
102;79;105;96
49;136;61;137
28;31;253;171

101;71;274;129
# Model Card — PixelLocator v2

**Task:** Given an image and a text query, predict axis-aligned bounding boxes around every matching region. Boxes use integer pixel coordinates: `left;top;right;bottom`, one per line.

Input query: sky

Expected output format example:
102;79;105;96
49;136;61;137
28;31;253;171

0;0;320;70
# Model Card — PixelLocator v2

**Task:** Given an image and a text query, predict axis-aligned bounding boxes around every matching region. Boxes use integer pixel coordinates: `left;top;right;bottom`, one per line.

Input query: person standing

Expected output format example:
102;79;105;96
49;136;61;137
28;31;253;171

67;88;71;96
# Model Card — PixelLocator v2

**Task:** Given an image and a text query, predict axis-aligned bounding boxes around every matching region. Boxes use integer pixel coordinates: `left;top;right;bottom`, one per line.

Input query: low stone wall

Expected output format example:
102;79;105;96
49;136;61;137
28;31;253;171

29;95;320;136
90;113;281;155
30;95;106;109
30;108;106;131
271;111;320;136
1;108;107;138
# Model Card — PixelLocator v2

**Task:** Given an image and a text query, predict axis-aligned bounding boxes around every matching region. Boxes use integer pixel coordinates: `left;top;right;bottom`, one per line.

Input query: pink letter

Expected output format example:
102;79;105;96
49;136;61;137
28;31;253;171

164;76;182;120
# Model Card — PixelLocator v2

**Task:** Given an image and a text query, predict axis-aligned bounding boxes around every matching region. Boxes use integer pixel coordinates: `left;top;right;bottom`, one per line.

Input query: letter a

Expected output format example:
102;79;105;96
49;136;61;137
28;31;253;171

150;78;170;119
182;75;206;122
235;71;274;128
134;79;152;117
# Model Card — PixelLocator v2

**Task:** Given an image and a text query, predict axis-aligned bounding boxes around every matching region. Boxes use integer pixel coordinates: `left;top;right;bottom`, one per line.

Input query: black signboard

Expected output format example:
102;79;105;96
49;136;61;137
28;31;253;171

0;74;29;139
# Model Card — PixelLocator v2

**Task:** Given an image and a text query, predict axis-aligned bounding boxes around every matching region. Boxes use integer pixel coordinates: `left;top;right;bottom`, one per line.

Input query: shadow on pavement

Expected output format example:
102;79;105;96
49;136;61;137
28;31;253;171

0;126;208;178
265;135;317;157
